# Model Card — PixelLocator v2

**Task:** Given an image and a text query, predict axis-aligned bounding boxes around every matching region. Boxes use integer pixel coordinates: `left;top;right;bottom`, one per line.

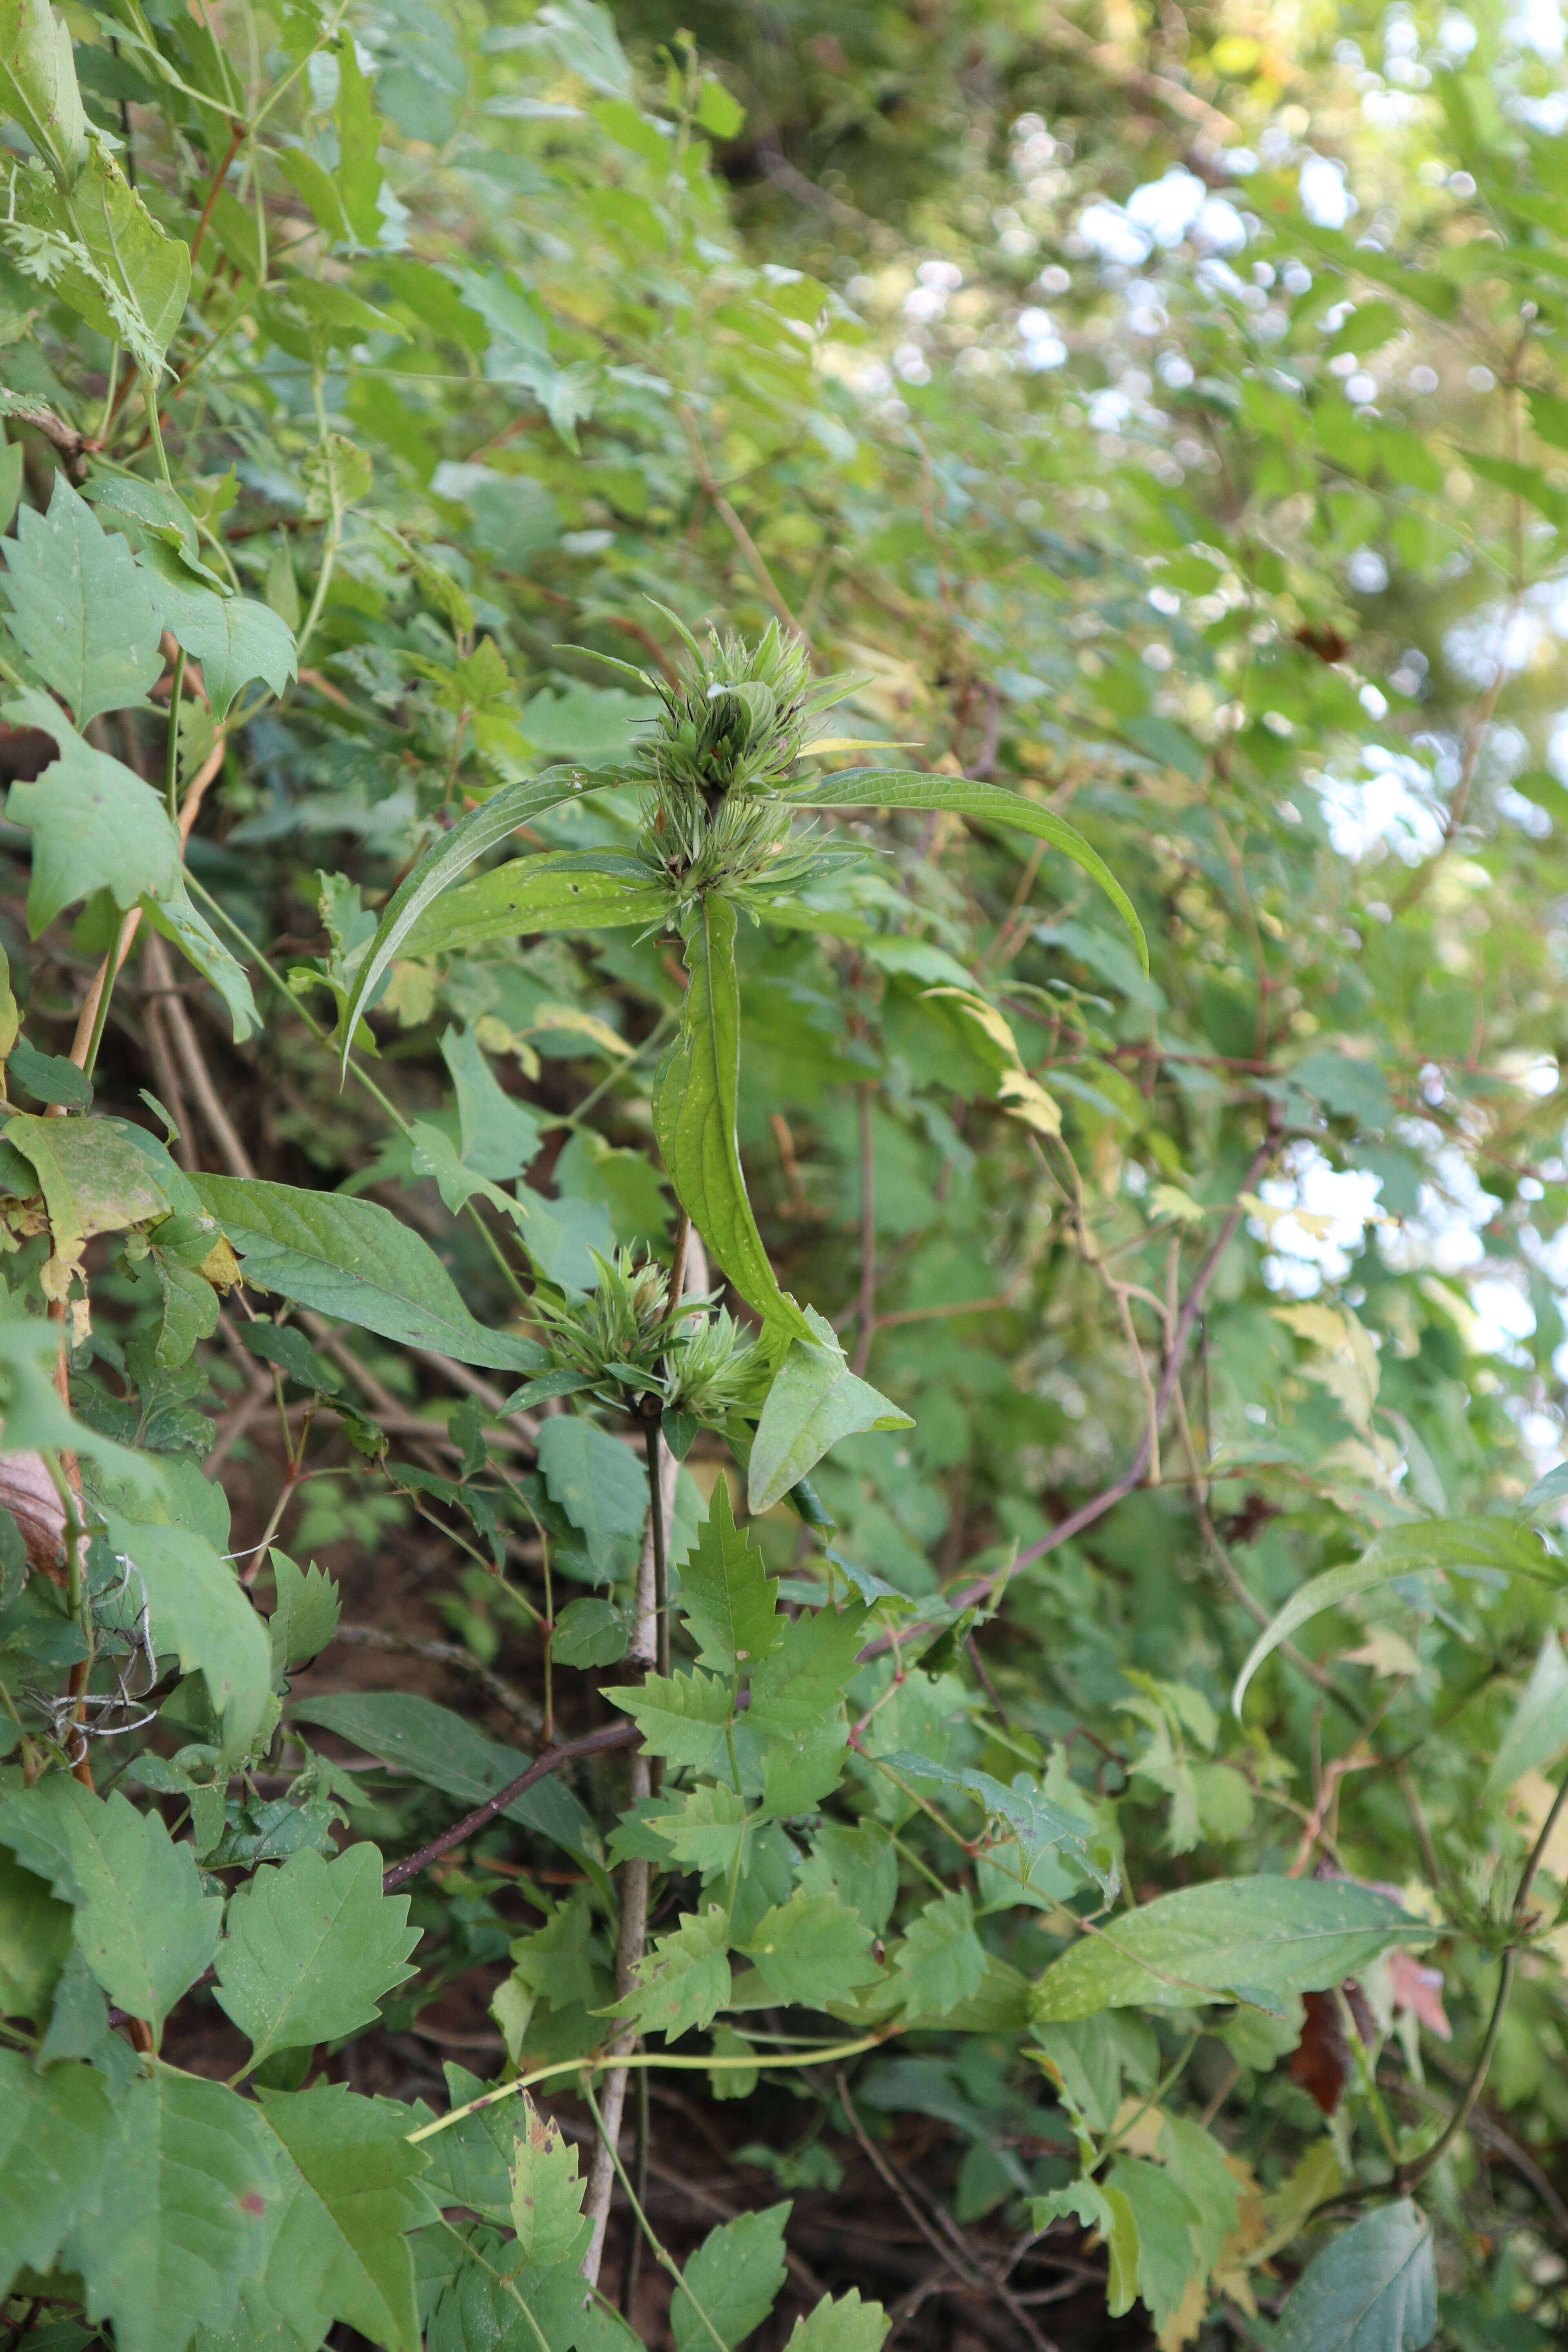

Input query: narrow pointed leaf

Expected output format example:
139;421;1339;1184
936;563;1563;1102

402;851;671;957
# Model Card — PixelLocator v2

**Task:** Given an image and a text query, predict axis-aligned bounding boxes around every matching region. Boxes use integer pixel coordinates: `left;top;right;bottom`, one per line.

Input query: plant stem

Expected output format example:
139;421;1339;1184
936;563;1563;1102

80;909;129;1081
165;646;186;819
581;2076;733;2352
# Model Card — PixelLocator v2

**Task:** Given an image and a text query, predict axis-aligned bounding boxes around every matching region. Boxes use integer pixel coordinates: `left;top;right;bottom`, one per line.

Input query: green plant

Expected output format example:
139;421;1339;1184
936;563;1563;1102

4;2;1568;2348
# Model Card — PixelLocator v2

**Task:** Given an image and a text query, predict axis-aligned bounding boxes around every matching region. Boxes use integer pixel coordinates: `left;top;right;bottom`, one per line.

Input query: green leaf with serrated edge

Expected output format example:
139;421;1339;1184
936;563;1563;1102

0;1847;72;2022
890;1889;987;2019
760;1721;849;1817
439;1023;541;1178
648;1782;751;1877
782;2290;889;2352
16;143;190;372
1232;1517;1563;1715
741;1890;879;2008
745;1601;869;1740
678;1475;780;1671
4;690;177;931
250;2084;430;2352
60;2070;278;2352
0;474;160;727
214;1842;419;2069
333;31;383;241
149;877;265;1040
781;770;1147;971
748;1308;913;1514
1029;1878;1430;2021
601;1666;731;1770
509;2094;588;2269
402;851;671;957
604;1903;731;2041
1106;2155;1202;2332
103;1511;272;1764
653;892;813;1341
290;1690;596;1860
338;768;597;1070
797;1819;899;1934
268;1549;341;1680
877;1751;1113;1899
1029;2177;1139;2313
191;1174;546;1372
0;2050;116;2299
535;1413;650;1576
136;542;296;720
1270;2198;1437;2352
416;2062;516;2227
0;1779;221;2030
674;2201;789;2352
0;0;87;180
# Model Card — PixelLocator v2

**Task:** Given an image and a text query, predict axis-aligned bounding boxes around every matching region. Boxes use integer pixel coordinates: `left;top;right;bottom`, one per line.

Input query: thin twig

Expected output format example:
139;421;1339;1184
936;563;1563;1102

379;1724;639;1894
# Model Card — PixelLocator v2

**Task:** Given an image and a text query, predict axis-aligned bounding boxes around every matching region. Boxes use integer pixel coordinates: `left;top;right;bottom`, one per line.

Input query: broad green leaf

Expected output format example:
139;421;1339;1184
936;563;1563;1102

5;689;177;930
605;1902;732;2041
1160;2114;1239;2276
782;2290;889;2352
782;770;1147;969
0;1846;73;2022
416;2061;517;2227
677;1475;780;1671
760;1721;849;1816
648;1782;752;1877
290;1689;596;1859
4;1111;169;1281
1105;2155;1203;2333
536;1414;650;1577
0;2049;116;2299
746;1601;869;1740
402;851;670;956
0;1287;162;1496
102;1511;272;1764
1233;1518;1562;1714
889;1890;987;2018
138;543;296;719
191;1174;546;1372
741;1890;880;2008
551;1593;627;1667
0;474;160;727
440;1023;542;1178
1029;1877;1430;2021
878;1751;1114;1900
0;0;87;180
509;2094;589;2268
268;1549;341;1679
1271;2198;1437;2352
338;768;599;1069
214;1842;420;2069
652;892;813;1341
1485;1632;1568;1798
252;2084;430;2352
601;1665;732;1770
420;2218;589;2352
675;2202;789;2352
60;2069;278;2352
0;1778;221;2031
748;1307;913;1514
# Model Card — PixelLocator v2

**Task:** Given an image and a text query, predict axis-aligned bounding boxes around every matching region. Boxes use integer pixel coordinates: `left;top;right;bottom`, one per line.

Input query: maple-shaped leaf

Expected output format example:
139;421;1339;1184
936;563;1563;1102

214;1842;420;2069
0;474;162;725
742;1891;880;2010
604;1904;731;2042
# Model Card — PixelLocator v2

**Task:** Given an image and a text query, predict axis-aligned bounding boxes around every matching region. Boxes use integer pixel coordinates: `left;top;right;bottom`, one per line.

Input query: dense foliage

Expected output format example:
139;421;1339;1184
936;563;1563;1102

5;0;1568;2345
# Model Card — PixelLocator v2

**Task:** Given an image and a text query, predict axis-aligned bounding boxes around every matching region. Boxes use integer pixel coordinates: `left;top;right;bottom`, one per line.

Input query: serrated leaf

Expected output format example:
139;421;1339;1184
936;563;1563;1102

0;472;160;726
440;1022;542;1178
17;144;190;371
1105;2154;1203;2332
1234;1517;1561;1714
252;2083;430;2352
4;688;177;931
0;2050;116;2299
741;1890;879;2009
601;1666;731;1770
1271;2199;1437;2352
191;1173;546;1372
138;542;296;720
103;1510;272;1764
748;1308;911;1515
509;2094;588;2268
783;770;1146;969
214;1841;419;2069
0;1846;73;2022
678;1475;780;1671
675;2201;789;2352
746;1601;868;1740
782;2290;889;2352
653;893;813;1341
879;1751;1115;1900
403;851;670;956
0;1778;221;2031
890;1890;987;2019
605;1902;731;2041
648;1782;751;1877
535;1413;648;1577
60;2069;278;2352
339;768;598;1066
1029;1878;1431;2021
267;1548;341;1679
0;0;87;180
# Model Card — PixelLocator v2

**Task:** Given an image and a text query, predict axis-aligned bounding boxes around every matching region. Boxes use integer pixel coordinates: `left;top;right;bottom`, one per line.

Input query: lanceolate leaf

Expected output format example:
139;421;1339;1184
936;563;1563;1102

1271;2199;1437;2352
1029;1878;1430;2021
653;891;813;1341
0;0;87;181
1233;1517;1563;1715
0;475;162;726
782;770;1147;969
338;767;599;1069
401;850;671;957
0;2049;116;2300
214;1843;420;2069
191;1173;546;1372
